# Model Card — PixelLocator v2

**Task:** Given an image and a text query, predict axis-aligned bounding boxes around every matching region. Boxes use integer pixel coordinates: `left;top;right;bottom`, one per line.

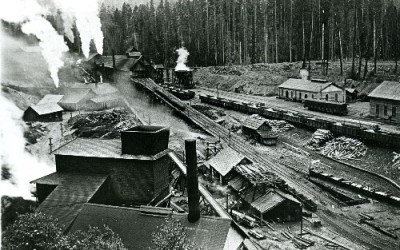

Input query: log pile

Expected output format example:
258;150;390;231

320;137;367;160
265;119;295;133
305;129;333;150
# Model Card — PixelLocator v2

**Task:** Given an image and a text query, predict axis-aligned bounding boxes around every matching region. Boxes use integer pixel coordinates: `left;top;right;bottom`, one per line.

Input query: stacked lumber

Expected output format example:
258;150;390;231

235;164;277;184
305;129;333;150
320;137;367;160
393;152;400;170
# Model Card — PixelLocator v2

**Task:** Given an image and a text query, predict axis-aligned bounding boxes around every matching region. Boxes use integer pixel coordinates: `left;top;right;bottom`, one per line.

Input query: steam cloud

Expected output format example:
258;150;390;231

0;0;104;87
0;95;53;199
175;47;190;71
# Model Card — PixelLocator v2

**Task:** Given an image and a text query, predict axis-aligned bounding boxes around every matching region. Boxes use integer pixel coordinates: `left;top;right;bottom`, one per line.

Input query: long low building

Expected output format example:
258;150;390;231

368;81;400;123
278;78;345;103
23;103;63;122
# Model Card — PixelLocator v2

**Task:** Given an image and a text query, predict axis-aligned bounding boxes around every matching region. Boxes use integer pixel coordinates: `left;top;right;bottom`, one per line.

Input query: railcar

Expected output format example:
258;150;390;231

304;99;348;115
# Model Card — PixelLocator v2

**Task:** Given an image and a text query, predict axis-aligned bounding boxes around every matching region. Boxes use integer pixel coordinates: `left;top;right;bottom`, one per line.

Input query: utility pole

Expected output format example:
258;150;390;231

48;137;53;154
60;123;64;137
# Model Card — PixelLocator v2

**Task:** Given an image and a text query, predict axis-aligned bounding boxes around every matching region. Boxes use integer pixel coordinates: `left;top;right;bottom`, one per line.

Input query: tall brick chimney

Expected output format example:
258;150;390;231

185;139;200;223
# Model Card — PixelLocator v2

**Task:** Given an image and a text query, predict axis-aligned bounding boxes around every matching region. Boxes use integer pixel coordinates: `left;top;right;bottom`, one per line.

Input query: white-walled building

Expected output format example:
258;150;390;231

278;78;345;103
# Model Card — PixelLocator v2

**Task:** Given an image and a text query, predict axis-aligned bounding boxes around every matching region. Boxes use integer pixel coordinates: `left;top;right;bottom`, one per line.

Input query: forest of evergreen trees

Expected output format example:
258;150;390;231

96;0;400;78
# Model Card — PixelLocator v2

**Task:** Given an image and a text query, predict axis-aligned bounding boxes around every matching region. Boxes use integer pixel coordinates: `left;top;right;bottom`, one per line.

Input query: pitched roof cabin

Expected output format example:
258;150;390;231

241;115;278;146
368;81;400;123
278;78;345;103
23;103;63;122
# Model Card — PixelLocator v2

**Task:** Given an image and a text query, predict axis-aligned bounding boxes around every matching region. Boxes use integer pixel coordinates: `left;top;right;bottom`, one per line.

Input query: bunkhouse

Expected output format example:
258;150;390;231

241;115;278;146
368;81;400;123
278;78;345;103
58;88;97;111
23;103;64;122
207;147;252;184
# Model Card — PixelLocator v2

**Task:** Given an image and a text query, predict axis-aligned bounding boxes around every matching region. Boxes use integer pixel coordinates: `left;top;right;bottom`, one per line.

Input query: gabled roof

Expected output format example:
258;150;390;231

345;88;358;94
37;94;64;105
60;83;118;96
90;95;120;103
207;148;249;176
29;103;63;115
154;64;164;69
242;115;271;131
125;46;139;54
34;172;108;230
69;203;232;250
368;81;400;101
127;51;142;58
59;88;95;104
98;55;142;72
243;188;300;214
279;78;333;92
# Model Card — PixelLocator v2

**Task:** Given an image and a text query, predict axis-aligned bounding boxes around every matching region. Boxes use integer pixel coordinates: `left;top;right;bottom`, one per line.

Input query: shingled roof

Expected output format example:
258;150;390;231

207;148;250;176
242;115;271;131
69;204;232;250
30;103;63;115
368;81;400;101
37;95;64;105
33;172;108;230
279;78;333;92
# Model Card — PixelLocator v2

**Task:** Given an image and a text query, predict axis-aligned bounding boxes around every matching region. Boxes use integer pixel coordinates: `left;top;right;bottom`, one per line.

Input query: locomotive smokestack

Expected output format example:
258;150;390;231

185;139;200;223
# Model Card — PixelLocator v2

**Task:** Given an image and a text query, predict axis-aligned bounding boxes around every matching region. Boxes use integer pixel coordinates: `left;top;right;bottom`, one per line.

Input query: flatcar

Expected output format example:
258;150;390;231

304;99;348;116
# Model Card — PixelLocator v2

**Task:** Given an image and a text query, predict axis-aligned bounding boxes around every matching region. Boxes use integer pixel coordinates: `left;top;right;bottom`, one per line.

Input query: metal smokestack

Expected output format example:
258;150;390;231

185;139;200;223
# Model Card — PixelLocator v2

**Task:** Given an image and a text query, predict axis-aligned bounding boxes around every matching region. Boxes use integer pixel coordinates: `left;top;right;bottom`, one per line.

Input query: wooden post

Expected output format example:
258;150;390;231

60;123;63;137
48;137;53;154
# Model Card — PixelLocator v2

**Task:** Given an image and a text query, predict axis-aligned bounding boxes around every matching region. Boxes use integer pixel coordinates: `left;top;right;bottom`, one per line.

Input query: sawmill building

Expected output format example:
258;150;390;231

368;81;400;123
58;88;97;111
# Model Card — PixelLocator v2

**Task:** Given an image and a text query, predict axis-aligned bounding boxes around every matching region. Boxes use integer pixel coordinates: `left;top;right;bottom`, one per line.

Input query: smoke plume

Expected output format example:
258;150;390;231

175;47;190;71
0;0;104;87
53;0;104;58
0;94;53;199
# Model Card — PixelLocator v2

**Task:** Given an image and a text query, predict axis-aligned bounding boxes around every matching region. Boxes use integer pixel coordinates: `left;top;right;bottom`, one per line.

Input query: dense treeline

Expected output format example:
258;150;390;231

97;0;400;78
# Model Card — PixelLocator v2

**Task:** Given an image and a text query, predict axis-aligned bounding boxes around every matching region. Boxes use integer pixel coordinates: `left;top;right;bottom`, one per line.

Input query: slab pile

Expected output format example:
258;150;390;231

320;137;367;160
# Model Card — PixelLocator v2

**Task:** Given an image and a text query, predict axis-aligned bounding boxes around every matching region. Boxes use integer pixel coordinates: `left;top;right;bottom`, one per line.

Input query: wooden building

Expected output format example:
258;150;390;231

23;103;63;122
368;81;400;123
86;95;123;111
345;88;358;103
58;88;96;111
242;187;302;222
241;115;277;146
31;126;171;231
207;147;252;184
278;78;345;103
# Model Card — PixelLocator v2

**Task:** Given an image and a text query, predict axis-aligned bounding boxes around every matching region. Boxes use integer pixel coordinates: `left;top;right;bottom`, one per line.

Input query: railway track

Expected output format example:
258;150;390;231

134;79;399;249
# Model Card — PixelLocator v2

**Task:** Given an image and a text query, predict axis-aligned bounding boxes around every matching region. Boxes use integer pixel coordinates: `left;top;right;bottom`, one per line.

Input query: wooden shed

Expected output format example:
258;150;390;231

242;115;278;145
23;103;63;122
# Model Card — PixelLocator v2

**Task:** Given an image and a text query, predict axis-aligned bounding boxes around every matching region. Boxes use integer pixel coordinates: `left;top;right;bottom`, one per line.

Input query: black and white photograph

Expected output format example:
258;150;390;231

1;0;400;249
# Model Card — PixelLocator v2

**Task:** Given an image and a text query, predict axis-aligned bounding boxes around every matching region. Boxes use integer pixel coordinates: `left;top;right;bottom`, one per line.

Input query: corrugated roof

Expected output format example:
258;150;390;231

242;116;271;131
36;172;108;230
37;95;64;105
69;203;232;250
98;55;141;72
30;103;63;115
59;88;95;104
207;148;248;176
368;81;400;101
279;78;333;92
52;138;170;160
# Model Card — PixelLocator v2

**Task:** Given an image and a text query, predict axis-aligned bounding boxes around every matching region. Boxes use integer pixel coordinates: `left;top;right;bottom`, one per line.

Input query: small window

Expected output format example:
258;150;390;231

325;94;329;101
335;93;338;101
291;91;293;98
376;104;380;116
312;94;314;99
384;106;388;116
305;94;308;98
299;93;302;99
393;107;397;118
